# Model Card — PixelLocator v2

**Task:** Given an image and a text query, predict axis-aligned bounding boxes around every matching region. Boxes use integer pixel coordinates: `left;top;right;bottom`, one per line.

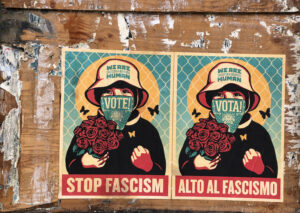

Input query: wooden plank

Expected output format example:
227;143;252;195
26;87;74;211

0;10;299;212
1;0;300;13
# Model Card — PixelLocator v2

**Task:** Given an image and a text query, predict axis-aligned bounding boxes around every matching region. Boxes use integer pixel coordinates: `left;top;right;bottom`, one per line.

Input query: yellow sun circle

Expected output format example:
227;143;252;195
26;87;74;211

75;55;159;122
187;58;271;125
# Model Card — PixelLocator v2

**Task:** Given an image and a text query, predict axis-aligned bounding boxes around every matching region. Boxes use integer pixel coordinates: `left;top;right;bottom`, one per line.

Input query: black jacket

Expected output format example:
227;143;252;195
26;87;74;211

66;112;166;175
179;114;278;177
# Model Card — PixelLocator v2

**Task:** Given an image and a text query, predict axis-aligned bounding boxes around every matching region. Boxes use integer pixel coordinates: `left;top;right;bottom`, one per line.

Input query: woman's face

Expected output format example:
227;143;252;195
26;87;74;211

212;90;245;100
101;87;134;97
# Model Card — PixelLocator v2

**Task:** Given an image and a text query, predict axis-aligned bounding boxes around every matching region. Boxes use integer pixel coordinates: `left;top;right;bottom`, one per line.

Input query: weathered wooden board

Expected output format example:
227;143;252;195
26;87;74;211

1;0;300;13
0;8;299;212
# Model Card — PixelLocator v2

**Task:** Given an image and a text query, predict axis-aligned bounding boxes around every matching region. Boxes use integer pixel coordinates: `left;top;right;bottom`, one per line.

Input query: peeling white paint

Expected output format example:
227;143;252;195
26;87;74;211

275;0;299;12
285;28;300;172
30;163;54;204
95;17;101;28
130;0;139;11
159;1;171;11
165;15;174;30
254;32;262;37
117;13;130;49
259;21;271;35
221;38;232;54
207;15;223;28
69;43;90;49
229;29;241;39
0;46;22;204
126;15;147;36
34;46;55;129
88;33;96;43
180;32;209;49
149;15;160;26
0;45;20;80
161;39;177;50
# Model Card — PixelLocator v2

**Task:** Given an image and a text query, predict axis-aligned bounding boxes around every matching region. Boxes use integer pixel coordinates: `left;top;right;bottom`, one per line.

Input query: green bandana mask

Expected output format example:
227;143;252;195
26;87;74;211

211;98;246;133
100;96;134;130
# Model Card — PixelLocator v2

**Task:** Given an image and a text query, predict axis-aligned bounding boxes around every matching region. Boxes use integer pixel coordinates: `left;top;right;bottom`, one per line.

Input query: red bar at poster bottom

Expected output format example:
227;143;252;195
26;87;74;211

175;176;280;199
62;174;168;197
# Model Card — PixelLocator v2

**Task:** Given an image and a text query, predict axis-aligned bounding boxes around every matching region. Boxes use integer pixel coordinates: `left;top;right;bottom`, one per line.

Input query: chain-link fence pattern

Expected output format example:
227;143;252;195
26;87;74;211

62;51;171;172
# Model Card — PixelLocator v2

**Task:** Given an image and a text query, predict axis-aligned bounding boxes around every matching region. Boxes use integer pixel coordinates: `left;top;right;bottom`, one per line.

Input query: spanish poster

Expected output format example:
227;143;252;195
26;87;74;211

173;54;284;201
59;49;173;199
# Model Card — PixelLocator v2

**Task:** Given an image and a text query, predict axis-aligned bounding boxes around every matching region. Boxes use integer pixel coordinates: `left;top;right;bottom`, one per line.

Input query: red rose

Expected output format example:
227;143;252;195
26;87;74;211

86;126;98;139
81;119;95;128
88;138;95;146
76;137;89;149
207;119;219;131
219;139;231;153
193;121;206;129
186;128;194;138
98;128;110;139
107;120;117;131
227;134;236;144
92;139;107;155
218;123;229;133
190;131;199;139
204;141;219;157
107;135;119;150
95;117;108;128
78;129;86;137
73;126;82;135
210;131;221;142
197;129;210;142
198;118;207;125
188;139;201;151
115;131;124;140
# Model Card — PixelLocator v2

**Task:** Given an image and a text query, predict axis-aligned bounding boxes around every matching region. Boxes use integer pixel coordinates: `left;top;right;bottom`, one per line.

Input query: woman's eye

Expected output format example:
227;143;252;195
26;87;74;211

104;90;113;95
122;89;131;94
234;93;242;97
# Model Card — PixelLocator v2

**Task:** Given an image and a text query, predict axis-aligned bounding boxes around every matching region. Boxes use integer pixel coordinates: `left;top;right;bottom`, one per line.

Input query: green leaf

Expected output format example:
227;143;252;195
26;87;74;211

190;151;197;158
185;146;191;155
92;153;102;159
204;155;212;161
76;149;85;156
72;144;78;153
87;147;93;154
199;149;205;156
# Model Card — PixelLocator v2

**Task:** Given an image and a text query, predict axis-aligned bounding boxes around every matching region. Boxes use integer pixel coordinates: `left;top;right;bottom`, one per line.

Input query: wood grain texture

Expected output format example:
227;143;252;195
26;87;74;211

0;9;299;212
1;0;300;13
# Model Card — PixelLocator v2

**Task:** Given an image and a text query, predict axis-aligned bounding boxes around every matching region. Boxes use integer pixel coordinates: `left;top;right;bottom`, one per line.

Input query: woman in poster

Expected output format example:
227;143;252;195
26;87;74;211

179;62;278;177
66;58;166;175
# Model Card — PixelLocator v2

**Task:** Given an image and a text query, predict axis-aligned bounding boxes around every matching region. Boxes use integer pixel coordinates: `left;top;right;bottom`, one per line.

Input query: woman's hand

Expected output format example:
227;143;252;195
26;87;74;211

243;148;264;175
193;154;221;170
81;152;109;168
131;145;153;172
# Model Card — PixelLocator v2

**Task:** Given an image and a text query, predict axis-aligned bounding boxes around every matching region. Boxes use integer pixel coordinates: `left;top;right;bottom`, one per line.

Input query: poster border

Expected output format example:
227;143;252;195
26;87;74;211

171;52;285;202
59;48;174;199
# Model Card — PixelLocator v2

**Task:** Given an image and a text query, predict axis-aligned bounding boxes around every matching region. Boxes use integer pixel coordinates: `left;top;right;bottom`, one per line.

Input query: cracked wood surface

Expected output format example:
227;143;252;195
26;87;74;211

1;0;300;13
0;6;299;213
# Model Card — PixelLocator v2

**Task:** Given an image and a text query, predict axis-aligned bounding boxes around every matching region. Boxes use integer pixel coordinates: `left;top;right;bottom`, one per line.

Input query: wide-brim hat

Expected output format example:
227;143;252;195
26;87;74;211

197;62;260;111
85;58;148;108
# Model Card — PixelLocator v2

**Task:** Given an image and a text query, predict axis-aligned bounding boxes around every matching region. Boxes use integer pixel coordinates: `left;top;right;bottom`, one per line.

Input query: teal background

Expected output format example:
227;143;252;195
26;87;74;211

63;51;171;166
176;56;283;173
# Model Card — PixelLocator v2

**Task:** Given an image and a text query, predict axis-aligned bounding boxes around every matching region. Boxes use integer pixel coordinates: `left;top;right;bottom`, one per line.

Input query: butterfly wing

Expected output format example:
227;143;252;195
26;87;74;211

148;107;154;116
259;110;266;119
266;108;271;118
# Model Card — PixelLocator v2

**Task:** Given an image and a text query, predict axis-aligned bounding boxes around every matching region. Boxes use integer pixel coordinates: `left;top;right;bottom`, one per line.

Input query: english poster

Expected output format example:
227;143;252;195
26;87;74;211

59;49;173;199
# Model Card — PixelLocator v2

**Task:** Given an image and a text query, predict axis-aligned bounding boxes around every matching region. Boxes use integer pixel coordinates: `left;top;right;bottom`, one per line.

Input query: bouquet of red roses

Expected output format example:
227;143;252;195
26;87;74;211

72;115;124;158
185;118;235;160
